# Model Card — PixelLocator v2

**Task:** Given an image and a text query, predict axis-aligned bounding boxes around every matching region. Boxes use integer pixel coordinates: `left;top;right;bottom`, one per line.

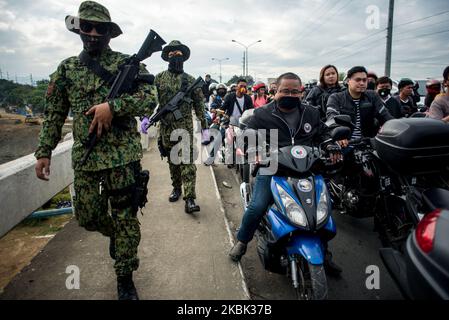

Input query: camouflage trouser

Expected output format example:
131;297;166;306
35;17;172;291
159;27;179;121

160;125;197;200
73;162;141;276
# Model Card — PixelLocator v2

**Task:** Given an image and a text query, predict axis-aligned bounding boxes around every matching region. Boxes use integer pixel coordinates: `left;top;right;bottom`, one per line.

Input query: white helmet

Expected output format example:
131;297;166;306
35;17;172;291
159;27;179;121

216;83;227;91
209;83;218;92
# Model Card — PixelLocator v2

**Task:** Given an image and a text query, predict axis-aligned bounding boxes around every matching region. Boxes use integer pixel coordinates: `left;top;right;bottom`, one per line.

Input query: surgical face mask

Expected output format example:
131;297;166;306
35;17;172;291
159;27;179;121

378;88;391;98
168;56;184;74
80;33;110;55
278;96;300;110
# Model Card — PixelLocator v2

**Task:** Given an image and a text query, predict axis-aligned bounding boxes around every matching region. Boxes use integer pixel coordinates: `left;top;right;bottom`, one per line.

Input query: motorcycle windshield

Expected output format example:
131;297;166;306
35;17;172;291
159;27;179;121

276;145;320;174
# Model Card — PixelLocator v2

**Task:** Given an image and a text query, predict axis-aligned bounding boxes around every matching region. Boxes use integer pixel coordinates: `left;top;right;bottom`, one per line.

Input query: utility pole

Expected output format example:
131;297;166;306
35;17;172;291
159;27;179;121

15;74;18;83
385;0;395;77
0;68;2;79
30;74;34;86
6;71;9;80
211;58;229;83
242;52;245;76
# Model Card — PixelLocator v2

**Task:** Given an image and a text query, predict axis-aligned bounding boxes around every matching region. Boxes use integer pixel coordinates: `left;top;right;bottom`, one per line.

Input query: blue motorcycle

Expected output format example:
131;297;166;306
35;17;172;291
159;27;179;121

241;127;349;300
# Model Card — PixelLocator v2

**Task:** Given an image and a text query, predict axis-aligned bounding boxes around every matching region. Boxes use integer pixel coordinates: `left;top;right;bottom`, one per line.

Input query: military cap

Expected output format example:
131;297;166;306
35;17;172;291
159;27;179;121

161;40;190;62
65;1;122;38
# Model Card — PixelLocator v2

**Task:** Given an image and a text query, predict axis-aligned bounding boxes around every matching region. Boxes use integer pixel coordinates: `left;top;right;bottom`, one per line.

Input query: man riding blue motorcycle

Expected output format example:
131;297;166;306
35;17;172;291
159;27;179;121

229;72;344;281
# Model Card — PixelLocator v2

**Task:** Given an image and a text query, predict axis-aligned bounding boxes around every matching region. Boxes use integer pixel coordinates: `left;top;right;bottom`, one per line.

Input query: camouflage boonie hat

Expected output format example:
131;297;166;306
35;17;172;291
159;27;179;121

161;40;191;62
65;1;122;38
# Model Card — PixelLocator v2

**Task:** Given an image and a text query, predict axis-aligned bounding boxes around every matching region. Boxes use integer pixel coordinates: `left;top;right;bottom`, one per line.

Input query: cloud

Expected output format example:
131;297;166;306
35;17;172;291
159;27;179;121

0;0;448;84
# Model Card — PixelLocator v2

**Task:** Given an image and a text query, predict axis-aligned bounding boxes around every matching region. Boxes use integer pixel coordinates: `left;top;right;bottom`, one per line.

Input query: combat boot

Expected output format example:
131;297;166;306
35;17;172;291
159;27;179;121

117;273;139;300
185;198;200;214
169;188;182;202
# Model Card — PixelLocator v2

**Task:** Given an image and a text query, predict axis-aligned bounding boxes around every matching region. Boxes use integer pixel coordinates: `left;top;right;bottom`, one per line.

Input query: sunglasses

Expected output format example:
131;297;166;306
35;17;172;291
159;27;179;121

80;21;110;35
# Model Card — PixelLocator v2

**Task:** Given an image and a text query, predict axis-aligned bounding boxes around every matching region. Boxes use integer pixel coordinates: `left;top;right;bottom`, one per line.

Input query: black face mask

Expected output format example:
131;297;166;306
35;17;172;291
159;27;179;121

278;96;300;110
168;56;184;74
367;82;376;90
378;88;391;98
217;90;226;98
80;34;110;55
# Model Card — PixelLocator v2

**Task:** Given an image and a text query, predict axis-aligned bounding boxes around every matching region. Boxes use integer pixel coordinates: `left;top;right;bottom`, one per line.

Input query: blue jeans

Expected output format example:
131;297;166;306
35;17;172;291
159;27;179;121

237;174;273;244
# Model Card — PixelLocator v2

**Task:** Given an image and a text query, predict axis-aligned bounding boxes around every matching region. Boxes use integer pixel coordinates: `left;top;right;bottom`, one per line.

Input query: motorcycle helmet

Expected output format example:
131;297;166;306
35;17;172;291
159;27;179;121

209;83;218;92
216;83;227;97
252;81;266;92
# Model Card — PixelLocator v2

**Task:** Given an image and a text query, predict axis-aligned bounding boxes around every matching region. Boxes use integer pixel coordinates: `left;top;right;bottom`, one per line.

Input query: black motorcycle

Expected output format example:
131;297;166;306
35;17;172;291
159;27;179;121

328;116;449;250
380;208;449;299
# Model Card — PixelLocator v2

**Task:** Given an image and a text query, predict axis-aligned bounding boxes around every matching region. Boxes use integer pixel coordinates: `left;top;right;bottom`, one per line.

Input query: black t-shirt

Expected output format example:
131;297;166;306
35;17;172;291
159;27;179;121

279;107;300;137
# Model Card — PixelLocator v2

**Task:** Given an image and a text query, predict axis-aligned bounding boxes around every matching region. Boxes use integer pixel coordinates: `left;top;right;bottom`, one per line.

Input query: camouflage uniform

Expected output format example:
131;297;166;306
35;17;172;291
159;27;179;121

155;62;207;200
35;3;158;276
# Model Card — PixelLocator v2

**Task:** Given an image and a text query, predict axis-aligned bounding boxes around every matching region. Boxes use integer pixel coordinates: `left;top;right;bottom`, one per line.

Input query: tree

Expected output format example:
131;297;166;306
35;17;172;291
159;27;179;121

225;75;255;87
0;78;49;113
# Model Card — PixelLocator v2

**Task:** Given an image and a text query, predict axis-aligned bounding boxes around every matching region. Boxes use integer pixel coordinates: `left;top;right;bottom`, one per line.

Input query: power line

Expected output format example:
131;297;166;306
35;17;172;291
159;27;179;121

394;10;449;28
332;40;384;63
395;28;449;43
301;28;386;64
294;0;342;43
394;18;449;37
299;0;353;41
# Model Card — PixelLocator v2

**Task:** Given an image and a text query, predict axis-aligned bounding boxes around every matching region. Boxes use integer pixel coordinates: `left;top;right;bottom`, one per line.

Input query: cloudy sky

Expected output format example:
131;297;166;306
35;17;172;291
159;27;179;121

0;0;448;85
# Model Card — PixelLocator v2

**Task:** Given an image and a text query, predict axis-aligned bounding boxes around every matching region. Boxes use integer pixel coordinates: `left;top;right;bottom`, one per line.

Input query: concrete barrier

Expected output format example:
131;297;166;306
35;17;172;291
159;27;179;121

0;140;74;238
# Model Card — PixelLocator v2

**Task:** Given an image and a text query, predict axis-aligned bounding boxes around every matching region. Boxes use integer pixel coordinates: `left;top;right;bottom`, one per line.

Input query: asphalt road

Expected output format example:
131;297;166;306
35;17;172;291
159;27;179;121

213;164;403;300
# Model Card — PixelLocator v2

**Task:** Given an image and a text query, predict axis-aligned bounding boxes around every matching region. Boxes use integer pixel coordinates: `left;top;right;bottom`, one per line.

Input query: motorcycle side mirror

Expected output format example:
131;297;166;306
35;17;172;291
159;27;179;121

333;115;354;128
331;126;352;141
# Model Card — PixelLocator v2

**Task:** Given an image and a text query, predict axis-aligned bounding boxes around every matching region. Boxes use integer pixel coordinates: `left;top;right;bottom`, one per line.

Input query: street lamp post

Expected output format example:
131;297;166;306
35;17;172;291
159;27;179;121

231;39;262;77
211;57;229;83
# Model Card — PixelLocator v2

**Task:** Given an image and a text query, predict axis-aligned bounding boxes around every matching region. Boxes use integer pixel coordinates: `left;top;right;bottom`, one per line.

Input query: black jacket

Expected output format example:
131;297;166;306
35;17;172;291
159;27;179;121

326;89;393;137
222;92;254;117
382;95;404;119
393;94;418;117
247;100;331;148
305;85;344;119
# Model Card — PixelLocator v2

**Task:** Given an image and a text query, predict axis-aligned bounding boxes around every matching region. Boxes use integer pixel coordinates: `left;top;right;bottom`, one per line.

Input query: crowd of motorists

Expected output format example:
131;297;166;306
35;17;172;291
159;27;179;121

202;64;449;127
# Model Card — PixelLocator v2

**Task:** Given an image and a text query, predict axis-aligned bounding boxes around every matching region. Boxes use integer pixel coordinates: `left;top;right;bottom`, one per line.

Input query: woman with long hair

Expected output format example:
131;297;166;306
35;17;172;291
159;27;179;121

305;64;343;120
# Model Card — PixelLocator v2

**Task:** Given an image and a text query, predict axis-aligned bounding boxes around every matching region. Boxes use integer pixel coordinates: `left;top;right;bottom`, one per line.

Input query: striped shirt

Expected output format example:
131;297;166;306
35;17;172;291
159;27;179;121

352;99;362;140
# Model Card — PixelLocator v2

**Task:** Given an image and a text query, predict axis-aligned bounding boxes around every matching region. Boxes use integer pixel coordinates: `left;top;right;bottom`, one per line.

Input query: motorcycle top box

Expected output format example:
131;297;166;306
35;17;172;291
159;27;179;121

374;118;449;175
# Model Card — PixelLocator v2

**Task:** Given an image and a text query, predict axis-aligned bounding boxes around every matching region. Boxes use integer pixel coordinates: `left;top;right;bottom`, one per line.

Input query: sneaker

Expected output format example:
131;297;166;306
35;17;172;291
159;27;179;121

229;241;247;262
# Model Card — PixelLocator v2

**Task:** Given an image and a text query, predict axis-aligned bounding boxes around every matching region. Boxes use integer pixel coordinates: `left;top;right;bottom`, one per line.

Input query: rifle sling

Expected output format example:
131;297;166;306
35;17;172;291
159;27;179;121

78;50;116;86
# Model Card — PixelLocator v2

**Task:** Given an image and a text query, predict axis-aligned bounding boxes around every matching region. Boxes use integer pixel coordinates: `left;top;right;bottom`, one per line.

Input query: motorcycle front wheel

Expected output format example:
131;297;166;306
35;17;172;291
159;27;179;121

294;257;328;300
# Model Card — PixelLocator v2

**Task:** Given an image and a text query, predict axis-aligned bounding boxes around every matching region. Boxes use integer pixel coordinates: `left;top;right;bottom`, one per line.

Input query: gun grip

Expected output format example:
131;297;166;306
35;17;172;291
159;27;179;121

173;110;183;121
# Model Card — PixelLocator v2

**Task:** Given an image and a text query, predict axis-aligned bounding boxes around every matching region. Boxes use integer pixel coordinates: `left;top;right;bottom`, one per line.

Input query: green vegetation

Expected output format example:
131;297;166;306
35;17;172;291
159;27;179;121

226;75;255;86
0;79;49;114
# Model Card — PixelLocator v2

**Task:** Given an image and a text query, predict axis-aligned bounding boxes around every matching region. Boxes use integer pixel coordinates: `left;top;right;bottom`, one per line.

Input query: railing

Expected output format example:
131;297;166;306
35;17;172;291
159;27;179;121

0;119;155;238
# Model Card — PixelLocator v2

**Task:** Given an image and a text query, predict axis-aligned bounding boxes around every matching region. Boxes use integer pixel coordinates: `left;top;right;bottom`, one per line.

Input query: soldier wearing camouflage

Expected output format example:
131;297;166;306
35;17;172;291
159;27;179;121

34;1;158;300
155;40;207;213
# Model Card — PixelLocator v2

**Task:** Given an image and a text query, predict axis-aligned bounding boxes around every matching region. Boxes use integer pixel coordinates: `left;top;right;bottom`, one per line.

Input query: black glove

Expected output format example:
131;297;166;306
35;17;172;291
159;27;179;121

326;143;343;165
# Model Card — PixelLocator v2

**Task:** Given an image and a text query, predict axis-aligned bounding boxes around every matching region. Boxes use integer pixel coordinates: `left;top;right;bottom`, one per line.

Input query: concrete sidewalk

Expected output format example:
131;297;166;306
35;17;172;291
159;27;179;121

0;138;248;300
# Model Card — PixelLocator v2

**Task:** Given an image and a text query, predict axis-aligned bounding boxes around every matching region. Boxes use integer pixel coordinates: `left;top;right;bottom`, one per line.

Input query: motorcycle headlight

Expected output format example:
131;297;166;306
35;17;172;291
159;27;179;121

276;184;308;227
317;184;329;225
